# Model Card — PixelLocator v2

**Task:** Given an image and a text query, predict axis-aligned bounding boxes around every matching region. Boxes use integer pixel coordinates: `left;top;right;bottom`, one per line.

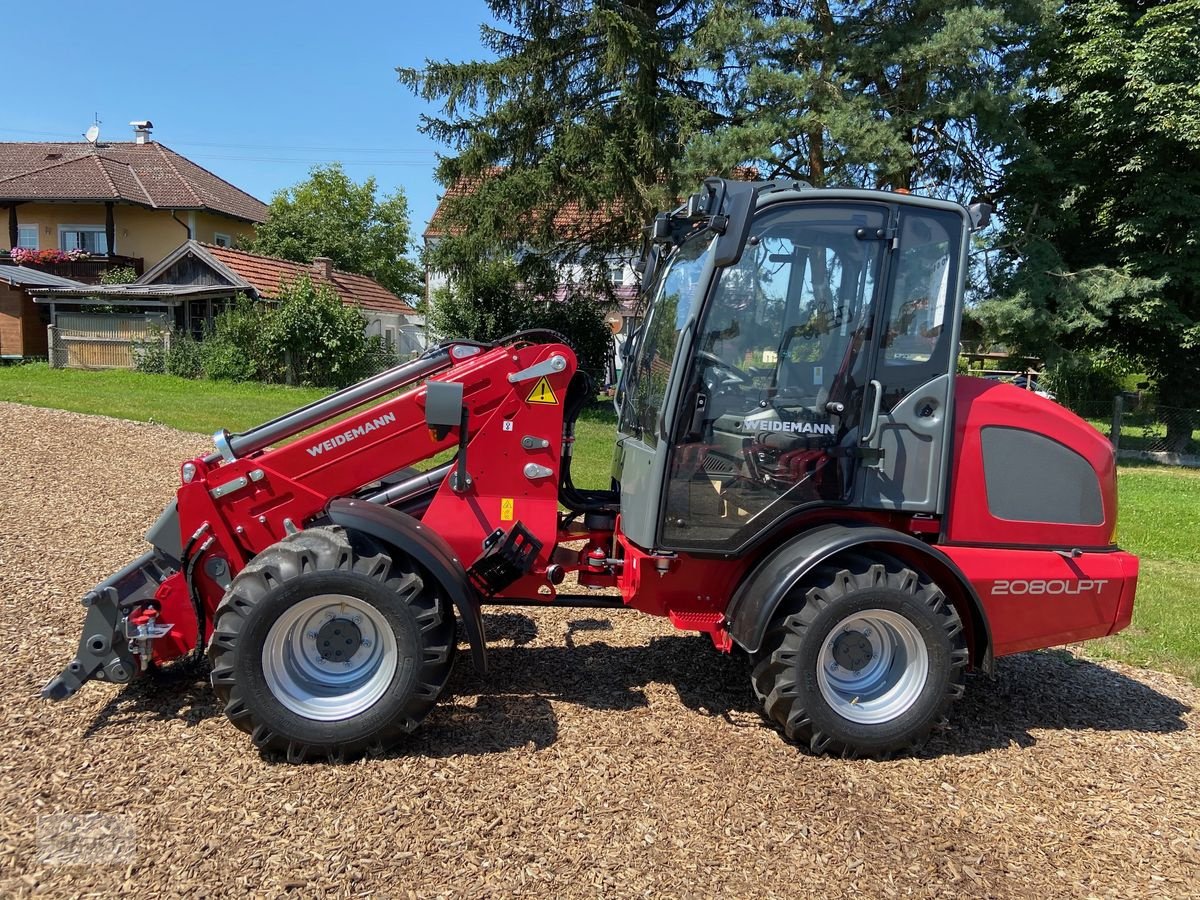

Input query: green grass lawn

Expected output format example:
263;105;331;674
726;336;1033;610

0;363;329;435
1085;464;1200;684
2;363;1195;683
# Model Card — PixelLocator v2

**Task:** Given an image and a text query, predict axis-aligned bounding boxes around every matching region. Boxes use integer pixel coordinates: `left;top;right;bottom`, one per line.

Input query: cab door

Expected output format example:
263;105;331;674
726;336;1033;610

656;199;891;553
854;203;970;513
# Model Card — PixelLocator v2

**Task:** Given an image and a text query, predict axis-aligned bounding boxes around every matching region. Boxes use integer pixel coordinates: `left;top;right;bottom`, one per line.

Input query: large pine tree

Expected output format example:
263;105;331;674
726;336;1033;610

688;1;1047;198
400;1;720;283
403;0;1047;280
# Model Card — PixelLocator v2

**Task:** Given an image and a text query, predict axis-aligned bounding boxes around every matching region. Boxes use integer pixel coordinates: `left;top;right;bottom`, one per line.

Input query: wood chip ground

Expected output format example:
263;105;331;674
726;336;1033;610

0;402;1197;898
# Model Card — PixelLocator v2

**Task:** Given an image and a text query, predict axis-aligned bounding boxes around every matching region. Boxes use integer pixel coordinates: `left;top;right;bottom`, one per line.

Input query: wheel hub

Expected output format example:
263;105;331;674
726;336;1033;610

815;608;930;725
261;593;398;722
831;630;873;672
315;618;362;663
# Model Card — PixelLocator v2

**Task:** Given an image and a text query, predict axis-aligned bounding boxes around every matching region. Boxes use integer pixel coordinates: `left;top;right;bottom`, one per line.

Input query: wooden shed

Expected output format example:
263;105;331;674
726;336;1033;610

0;265;86;360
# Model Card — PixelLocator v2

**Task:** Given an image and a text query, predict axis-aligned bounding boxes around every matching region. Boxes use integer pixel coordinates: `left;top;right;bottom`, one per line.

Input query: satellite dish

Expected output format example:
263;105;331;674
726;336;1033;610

85;124;100;144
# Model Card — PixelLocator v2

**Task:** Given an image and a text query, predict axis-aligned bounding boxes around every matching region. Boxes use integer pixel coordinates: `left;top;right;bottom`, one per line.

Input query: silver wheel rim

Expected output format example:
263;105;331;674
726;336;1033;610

262;593;398;721
815;608;929;725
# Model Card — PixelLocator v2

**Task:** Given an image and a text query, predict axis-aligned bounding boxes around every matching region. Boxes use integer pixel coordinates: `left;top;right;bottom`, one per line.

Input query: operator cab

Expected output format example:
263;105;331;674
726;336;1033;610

615;179;972;553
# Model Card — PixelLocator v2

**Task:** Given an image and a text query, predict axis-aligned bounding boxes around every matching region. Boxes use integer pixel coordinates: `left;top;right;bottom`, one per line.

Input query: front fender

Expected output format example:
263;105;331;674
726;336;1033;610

327;498;487;673
725;524;993;672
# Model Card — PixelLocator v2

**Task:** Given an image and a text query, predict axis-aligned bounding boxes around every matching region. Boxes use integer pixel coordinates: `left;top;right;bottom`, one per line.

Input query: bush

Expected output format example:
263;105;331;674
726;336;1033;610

99;266;138;285
132;328;203;378
429;260;613;383
262;274;385;388
132;329;167;374
201;297;273;382
1041;350;1134;416
131;286;392;389
164;332;203;379
199;332;258;382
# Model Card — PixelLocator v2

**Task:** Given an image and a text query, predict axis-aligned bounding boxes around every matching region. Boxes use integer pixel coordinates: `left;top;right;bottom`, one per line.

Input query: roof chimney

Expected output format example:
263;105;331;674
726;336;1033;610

312;256;334;279
130;120;154;144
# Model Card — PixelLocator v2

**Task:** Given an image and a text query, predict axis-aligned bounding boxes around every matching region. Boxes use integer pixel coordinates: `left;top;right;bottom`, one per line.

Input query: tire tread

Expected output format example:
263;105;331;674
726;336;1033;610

752;553;968;758
207;526;456;760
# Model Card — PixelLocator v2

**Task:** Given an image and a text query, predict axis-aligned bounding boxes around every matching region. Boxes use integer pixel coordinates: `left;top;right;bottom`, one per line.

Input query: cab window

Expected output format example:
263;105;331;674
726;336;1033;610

619;235;714;445
660;202;888;550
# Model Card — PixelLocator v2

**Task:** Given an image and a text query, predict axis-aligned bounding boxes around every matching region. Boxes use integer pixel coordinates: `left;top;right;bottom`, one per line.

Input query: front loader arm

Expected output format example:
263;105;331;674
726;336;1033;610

44;340;578;700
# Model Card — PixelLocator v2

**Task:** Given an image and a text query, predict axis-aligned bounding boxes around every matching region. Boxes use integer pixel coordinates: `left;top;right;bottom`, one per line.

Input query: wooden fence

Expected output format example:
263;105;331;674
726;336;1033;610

47;313;169;370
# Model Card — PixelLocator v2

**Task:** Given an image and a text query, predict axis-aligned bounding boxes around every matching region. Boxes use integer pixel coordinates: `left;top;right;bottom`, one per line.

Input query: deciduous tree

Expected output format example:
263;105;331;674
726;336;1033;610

978;0;1200;442
251;164;423;301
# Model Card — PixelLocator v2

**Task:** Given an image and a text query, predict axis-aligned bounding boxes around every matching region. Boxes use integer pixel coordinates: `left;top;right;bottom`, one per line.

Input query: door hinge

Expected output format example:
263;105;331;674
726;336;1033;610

855;225;899;249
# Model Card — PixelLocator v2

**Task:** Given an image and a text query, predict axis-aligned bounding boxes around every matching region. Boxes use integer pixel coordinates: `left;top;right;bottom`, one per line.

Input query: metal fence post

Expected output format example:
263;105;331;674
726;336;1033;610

1110;394;1123;451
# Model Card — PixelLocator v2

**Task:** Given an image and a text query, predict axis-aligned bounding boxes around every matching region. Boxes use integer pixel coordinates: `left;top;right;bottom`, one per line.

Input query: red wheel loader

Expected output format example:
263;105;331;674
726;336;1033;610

44;178;1139;761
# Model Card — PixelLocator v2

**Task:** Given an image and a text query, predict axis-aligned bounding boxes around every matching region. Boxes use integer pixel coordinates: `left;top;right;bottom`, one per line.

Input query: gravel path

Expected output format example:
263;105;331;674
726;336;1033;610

0;400;1197;899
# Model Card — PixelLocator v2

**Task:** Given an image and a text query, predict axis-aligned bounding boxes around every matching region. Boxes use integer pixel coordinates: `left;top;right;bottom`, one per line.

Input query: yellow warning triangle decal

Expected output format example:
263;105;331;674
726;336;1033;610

525;376;559;405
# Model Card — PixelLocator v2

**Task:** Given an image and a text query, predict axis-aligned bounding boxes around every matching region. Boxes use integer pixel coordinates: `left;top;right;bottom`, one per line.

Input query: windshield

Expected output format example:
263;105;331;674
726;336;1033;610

618;234;717;443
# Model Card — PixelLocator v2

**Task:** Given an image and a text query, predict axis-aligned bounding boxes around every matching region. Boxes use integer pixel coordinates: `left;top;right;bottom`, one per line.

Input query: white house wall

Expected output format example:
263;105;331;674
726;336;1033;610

362;311;427;360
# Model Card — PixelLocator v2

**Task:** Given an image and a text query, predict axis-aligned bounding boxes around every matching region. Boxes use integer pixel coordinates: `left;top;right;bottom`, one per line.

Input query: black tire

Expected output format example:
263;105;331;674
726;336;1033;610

751;554;968;758
207;527;456;763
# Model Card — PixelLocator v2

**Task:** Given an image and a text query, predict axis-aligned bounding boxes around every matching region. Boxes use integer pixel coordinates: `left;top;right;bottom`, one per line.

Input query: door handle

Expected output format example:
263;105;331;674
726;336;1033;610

862;379;884;443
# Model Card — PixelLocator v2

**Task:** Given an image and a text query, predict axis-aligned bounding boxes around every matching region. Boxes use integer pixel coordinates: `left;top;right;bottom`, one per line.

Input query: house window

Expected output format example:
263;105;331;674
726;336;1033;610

213;232;232;248
59;226;108;254
607;258;626;285
16;224;38;250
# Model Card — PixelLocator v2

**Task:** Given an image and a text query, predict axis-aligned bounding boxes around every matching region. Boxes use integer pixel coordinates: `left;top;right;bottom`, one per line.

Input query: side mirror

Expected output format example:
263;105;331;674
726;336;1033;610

968;202;993;231
650;213;672;243
638;244;662;289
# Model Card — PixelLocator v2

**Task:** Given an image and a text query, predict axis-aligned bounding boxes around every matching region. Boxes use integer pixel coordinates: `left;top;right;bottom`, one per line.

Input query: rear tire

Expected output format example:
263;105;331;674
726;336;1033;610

751;555;968;758
208;527;456;762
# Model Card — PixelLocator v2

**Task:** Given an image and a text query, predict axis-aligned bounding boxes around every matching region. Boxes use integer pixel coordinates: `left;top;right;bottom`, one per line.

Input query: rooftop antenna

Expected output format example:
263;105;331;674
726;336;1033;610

85;114;101;145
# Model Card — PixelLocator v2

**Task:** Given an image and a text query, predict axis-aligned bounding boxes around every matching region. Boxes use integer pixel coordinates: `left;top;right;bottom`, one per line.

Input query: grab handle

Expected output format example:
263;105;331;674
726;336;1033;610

862;379;884;444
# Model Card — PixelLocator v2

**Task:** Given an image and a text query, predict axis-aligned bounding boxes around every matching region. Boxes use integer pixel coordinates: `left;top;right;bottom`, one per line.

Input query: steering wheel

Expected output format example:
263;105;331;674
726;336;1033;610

696;350;753;386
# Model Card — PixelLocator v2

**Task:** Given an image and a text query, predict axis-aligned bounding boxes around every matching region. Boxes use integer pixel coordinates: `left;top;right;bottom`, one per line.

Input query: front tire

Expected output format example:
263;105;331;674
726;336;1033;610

751;555;968;758
208;527;456;762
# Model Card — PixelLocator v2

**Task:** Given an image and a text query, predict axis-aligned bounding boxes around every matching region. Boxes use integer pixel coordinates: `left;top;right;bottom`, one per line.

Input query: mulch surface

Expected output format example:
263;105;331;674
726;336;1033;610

0;401;1197;898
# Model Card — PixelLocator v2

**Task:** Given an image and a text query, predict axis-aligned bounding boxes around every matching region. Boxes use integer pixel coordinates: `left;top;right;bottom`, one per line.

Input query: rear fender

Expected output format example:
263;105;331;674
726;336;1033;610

327;498;488;672
725;524;993;672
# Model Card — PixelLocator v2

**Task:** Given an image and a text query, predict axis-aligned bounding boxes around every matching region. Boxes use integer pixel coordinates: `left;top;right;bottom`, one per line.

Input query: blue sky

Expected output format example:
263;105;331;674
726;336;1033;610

2;0;495;243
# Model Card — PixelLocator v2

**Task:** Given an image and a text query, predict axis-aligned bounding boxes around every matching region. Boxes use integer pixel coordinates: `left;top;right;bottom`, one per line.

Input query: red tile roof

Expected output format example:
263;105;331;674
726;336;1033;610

424;168;622;240
424;166;761;239
203;244;415;314
0;142;268;222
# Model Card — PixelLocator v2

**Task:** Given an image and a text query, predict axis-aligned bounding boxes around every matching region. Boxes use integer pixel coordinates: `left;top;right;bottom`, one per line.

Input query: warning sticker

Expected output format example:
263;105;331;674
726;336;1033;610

525;376;559;405
500;498;514;521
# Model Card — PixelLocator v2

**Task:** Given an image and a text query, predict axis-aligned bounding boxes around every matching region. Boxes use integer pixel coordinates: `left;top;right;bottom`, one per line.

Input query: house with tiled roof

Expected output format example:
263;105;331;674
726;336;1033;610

423;166;761;308
0;121;267;283
423;168;639;313
27;241;425;368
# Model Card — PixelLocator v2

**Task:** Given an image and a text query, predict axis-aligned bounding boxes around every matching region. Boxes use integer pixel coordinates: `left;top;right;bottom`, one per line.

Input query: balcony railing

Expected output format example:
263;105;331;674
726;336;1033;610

1;253;145;284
